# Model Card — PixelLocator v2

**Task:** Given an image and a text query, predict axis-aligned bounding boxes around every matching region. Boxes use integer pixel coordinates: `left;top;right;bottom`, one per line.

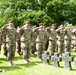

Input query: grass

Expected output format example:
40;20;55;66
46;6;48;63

0;51;76;75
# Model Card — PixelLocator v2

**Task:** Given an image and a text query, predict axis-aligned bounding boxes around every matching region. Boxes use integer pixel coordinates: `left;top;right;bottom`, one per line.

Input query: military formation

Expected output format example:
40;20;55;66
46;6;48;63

0;20;76;66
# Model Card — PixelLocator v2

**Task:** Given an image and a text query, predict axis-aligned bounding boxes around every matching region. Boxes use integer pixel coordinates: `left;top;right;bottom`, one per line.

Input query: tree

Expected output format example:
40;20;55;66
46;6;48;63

0;0;76;27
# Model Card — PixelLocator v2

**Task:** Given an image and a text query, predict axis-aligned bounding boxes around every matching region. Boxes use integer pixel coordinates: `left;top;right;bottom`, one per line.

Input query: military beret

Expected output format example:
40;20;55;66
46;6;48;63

39;23;43;26
9;20;13;23
51;24;56;26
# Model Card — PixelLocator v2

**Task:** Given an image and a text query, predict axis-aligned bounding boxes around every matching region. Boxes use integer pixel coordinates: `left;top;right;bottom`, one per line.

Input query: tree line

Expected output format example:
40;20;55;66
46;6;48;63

0;0;76;28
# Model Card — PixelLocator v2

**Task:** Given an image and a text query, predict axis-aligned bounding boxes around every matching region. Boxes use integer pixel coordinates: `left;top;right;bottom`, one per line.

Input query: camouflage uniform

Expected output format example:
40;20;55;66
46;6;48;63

56;28;64;55
44;30;49;51
16;27;22;55
19;26;32;62
1;28;7;57
31;28;37;54
1;25;17;65
64;29;71;52
0;30;2;52
36;28;48;59
71;29;76;52
47;28;56;55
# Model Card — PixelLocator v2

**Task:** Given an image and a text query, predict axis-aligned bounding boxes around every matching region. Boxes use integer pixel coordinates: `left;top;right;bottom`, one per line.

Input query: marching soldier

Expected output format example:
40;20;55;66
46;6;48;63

31;26;37;55
36;23;48;61
19;21;32;63
43;26;49;51
1;28;7;57
0;30;2;53
56;24;64;56
16;26;22;55
47;24;57;55
64;24;71;52
1;20;17;66
71;26;76;52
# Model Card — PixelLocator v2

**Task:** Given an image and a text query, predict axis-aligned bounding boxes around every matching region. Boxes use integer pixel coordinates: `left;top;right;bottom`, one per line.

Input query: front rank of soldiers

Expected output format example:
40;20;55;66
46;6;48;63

0;20;75;66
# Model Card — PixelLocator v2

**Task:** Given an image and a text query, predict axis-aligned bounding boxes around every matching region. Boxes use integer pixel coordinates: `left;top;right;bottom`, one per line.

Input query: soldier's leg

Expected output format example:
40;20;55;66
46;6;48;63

58;41;63;56
23;47;30;63
73;40;76;52
36;42;42;59
58;45;61;55
17;40;22;55
11;44;16;65
0;44;1;52
74;45;76;52
3;43;8;57
64;40;68;52
64;44;67;52
65;40;71;52
68;43;71;52
21;42;30;63
49;40;55;55
45;40;49;51
6;43;13;66
49;41;52;55
71;39;74;50
61;41;64;55
31;42;36;54
58;41;64;56
55;40;58;51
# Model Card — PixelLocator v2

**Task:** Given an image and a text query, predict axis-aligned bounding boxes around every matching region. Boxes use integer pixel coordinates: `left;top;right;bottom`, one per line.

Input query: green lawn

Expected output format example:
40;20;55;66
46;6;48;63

0;51;76;75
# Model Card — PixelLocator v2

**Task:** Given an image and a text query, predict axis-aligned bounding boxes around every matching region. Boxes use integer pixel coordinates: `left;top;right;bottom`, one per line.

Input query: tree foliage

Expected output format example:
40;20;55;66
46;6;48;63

0;0;76;27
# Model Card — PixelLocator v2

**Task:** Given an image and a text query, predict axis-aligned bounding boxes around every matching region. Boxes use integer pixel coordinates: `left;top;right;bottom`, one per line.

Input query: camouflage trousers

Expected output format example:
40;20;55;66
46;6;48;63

36;42;45;59
21;41;31;60
73;39;76;52
45;40;49;51
16;40;22;55
31;42;36;54
49;40;56;55
57;40;64;55
6;42;16;61
0;44;1;52
71;39;74;49
3;43;8;57
64;40;71;52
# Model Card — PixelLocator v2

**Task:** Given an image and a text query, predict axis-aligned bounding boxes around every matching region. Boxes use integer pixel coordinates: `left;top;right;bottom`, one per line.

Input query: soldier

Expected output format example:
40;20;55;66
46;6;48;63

36;23;48;61
56;24;64;56
43;26;49;51
71;26;76;52
1;20;17;66
31;26;37;55
19;21;32;63
56;26;60;51
0;30;2;53
16;26;22;56
64;24;71;52
47;24;57;55
1;28;7;57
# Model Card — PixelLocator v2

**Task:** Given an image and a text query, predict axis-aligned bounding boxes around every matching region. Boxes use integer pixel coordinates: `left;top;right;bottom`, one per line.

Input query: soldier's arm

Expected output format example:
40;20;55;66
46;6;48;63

55;29;60;34
35;27;39;33
46;27;50;34
1;24;8;31
19;28;24;35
